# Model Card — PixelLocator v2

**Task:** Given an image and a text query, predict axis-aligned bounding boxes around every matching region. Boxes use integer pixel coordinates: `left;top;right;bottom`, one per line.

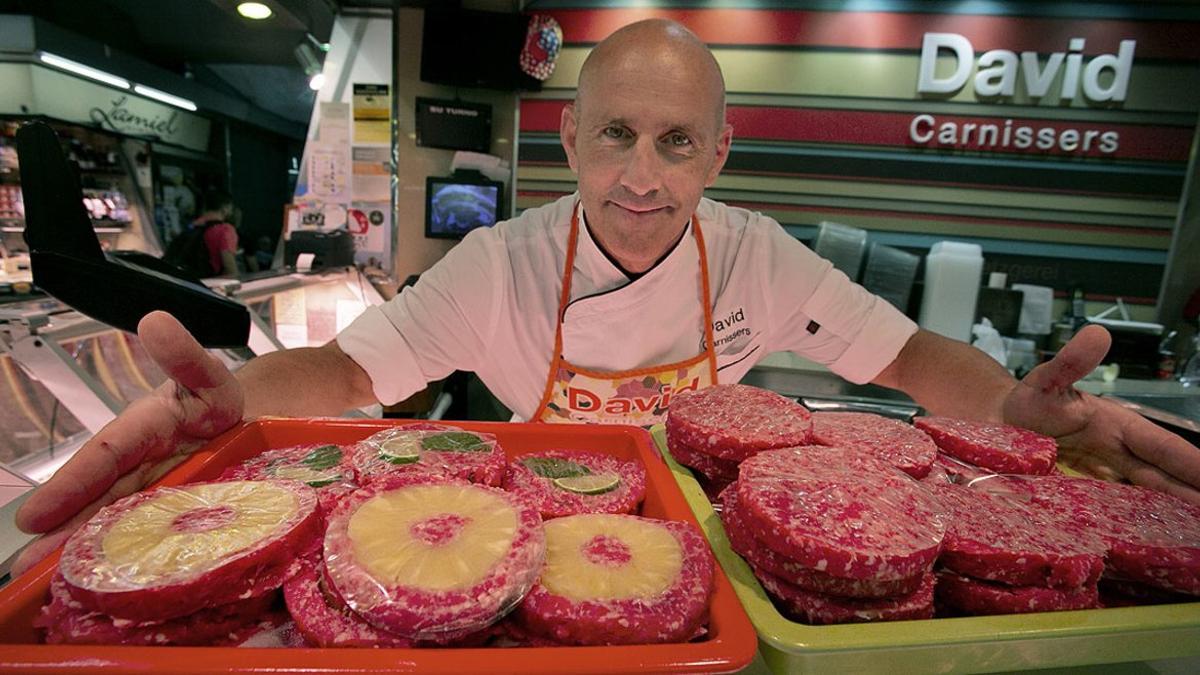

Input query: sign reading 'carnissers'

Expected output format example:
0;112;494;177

910;33;1137;155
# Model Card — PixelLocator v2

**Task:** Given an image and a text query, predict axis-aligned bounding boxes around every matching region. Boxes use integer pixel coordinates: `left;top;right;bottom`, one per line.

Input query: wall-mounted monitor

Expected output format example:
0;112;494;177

425;174;504;240
415;97;492;153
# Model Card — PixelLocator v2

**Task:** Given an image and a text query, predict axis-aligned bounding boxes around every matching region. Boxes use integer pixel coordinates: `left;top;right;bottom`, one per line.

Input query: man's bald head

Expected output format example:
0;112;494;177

576;19;726;132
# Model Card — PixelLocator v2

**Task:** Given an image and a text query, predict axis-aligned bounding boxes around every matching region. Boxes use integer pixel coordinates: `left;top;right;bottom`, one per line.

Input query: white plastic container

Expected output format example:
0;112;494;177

1012;283;1055;335
813;221;868;282
918;241;983;342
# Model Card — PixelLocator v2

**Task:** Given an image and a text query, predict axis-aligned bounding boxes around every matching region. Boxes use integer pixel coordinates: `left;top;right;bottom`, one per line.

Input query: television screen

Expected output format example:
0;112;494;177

425;176;504;239
420;9;542;92
415;98;491;153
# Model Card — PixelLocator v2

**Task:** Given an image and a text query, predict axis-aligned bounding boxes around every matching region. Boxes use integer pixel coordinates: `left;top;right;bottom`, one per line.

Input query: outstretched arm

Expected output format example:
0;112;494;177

874;325;1200;505
11;311;377;576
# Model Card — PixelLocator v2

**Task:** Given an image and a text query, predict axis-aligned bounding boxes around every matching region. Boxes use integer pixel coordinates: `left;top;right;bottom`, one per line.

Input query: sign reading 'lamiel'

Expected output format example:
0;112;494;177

910;33;1136;156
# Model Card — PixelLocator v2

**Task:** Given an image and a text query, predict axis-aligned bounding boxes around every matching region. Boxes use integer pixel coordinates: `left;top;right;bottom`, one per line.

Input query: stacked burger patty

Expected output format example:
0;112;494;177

666;384;813;497
37;424;718;649
721;448;943;624
675;384;1200;624
41;480;321;645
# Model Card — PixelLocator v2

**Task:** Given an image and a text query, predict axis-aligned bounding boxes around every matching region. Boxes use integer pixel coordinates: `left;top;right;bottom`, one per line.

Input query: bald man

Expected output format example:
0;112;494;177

12;19;1200;575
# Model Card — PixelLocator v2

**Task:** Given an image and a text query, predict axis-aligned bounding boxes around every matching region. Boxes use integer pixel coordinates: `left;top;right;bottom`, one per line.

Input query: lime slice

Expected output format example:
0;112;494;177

522;456;591;479
421;432;487;453
553;473;620;495
379;437;421;465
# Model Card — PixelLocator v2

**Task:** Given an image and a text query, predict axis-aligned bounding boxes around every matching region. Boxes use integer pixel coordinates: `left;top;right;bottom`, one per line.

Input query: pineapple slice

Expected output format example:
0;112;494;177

541;514;683;601
348;483;518;591
325;477;546;640
60;479;320;622
514;514;715;645
101;481;299;584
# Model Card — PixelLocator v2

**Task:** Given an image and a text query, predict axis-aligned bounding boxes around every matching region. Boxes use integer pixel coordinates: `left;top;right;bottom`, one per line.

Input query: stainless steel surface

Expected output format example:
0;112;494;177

1106;393;1200;436
800;397;923;422
742;365;915;404
7;329;121;434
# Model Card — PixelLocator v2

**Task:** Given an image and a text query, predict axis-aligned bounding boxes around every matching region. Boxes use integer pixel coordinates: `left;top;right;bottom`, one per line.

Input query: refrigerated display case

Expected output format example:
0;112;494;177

0;268;385;484
0;117;161;304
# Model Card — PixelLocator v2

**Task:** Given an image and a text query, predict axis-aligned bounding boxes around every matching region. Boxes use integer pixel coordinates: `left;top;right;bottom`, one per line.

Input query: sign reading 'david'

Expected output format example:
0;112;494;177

911;33;1137;156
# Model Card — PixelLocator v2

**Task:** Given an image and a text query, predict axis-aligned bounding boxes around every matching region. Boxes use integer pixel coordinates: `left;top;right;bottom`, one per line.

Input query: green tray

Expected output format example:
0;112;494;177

650;428;1200;673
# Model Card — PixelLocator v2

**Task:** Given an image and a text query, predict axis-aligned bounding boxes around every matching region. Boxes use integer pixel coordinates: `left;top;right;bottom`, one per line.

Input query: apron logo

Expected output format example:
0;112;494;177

702;307;750;351
567;377;702;414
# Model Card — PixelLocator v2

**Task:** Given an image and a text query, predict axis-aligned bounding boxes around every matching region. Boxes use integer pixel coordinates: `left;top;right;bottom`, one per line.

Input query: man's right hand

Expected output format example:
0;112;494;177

11;311;244;577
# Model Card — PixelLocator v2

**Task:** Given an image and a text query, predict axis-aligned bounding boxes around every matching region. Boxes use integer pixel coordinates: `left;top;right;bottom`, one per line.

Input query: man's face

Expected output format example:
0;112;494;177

560;58;732;269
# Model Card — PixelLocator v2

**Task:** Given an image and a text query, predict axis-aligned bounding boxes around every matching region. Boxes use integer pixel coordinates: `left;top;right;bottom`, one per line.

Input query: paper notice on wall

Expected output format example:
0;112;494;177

347;201;390;265
352;84;390;144
307;141;351;204
317;101;350;145
351;146;391;202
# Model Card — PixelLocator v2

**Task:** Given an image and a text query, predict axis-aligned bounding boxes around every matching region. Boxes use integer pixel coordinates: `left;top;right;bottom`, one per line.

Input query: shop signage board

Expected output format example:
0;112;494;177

28;66;210;153
911;33;1139;156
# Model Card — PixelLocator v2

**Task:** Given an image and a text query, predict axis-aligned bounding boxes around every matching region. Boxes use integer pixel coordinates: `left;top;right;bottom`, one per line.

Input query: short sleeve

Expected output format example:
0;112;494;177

336;229;504;405
761;219;917;384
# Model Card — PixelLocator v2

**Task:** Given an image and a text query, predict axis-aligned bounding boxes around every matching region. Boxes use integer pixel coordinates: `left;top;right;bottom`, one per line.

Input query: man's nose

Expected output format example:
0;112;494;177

619;136;663;197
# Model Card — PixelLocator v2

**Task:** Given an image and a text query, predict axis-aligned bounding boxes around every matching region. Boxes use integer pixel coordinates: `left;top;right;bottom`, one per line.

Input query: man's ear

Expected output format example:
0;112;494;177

560;103;580;174
705;123;734;187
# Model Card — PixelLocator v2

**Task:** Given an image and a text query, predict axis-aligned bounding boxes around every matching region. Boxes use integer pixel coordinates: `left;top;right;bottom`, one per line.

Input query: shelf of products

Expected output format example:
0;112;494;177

0;118;158;260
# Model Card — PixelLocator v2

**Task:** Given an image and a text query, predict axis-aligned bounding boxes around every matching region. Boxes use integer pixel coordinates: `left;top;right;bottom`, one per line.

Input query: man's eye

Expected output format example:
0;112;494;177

603;126;628;140
666;133;692;147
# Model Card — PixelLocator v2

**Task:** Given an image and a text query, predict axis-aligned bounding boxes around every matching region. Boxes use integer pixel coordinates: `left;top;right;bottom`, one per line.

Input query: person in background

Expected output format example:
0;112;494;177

10;19;1200;576
246;235;275;273
194;190;239;277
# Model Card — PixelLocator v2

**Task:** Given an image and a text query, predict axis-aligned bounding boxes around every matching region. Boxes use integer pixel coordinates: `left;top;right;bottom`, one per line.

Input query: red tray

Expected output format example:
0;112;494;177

0;418;757;674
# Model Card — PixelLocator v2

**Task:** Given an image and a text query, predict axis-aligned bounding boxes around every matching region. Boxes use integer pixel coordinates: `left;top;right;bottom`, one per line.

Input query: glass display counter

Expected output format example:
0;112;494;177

0;268;387;485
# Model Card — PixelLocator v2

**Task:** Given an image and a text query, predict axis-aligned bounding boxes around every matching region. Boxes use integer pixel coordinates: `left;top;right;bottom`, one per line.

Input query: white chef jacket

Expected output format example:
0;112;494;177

337;194;917;421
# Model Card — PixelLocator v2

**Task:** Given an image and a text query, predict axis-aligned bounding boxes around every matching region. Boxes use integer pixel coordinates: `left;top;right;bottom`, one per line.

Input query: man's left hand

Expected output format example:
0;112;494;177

1002;324;1200;505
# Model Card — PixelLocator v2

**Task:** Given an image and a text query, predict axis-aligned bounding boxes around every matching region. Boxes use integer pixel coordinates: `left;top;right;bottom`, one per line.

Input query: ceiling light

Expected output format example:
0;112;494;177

38;52;130;90
295;42;325;91
237;2;273;20
306;32;330;53
133;84;198;111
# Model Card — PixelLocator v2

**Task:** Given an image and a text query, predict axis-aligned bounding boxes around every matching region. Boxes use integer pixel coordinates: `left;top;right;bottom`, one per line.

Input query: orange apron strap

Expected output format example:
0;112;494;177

532;205;582;418
693;217;720;385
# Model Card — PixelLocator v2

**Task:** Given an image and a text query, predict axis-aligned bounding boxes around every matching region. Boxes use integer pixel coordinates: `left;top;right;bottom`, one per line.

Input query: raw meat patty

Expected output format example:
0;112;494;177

737;447;945;581
930;483;1105;589
810;412;936;479
935;571;1100;615
515;514;714;645
720;484;923;599
37;573;278;646
914;417;1057;475
666;384;812;462
351;425;506;487
502;450;646;519
756;566;935;625
59;480;320;622
324;474;545;641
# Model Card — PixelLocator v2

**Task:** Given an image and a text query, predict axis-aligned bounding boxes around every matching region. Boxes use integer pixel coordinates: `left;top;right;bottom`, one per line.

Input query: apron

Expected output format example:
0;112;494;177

532;205;719;426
